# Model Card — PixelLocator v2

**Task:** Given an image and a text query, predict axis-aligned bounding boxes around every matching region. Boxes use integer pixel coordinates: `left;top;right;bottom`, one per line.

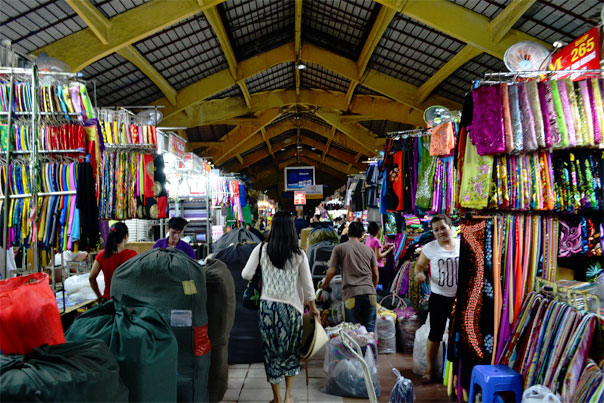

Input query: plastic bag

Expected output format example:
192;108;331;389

522;385;561;403
412;314;448;377
397;313;422;353
64;272;104;302
390;368;414;403
377;315;396;354
0;273;65;354
323;335;381;398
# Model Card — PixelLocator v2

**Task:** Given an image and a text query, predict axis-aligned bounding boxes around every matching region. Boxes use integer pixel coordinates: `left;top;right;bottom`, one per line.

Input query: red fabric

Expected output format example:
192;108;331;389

0;273;65;354
393;151;405;211
157;196;168;219
193;325;211;356
96;249;137;299
143;154;154;199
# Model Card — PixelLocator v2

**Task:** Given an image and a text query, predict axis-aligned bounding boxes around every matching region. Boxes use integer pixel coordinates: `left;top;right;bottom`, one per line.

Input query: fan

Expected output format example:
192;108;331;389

423;105;450;127
36;53;71;72
136;109;163;125
503;41;551;72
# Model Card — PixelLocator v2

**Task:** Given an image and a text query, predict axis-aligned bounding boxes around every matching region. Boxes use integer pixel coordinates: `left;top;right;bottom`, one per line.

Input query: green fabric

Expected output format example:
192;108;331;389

65;295;178;402
242;205;252;225
0;340;129;402
459;136;494;209
0;125;9;152
111;249;211;403
550;80;569;147
415;137;437;210
307;227;339;247
203;258;236;402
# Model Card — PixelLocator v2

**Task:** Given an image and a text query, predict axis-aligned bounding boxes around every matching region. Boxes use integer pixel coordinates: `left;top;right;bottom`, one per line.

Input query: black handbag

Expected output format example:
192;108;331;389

242;243;263;310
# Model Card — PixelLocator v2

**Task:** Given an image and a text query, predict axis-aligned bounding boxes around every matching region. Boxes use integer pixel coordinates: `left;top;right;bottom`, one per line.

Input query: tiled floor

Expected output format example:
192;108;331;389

222;348;448;402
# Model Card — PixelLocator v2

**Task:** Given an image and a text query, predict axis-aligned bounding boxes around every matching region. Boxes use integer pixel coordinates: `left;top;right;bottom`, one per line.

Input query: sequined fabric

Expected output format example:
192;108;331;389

558;79;577;146
579;80;595;146
518;83;538;152
587;79;602;144
591;78;604;144
537;81;553;148
459;132;494;209
550;80;569;148
526;81;545;148
501;84;514;153
508;84;524;153
471;85;505;155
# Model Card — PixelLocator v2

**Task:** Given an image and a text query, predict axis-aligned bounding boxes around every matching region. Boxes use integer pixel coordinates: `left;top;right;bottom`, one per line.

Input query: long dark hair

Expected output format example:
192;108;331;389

265;211;301;269
105;222;128;258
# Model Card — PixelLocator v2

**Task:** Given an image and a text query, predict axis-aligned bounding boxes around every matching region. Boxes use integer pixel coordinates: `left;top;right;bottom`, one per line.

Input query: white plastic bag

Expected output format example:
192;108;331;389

390;368;414;403
376;315;396;354
522;385;561;403
64;272;104;302
412;314;448;377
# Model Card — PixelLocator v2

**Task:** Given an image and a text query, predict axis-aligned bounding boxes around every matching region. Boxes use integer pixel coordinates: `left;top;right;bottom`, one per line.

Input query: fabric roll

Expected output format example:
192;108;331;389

508;84;524;153
557;79;576;146
579;80;595;146
518;83;538;152
526;81;545;148
549;80;568;148
592;78;604;145
573;80;589;146
472;85;505;155
501;84;514;153
537;82;553;148
587;79;602;145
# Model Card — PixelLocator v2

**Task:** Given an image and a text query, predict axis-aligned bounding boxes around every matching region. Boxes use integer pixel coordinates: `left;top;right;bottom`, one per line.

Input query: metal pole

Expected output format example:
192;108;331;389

31;66;38;272
1;74;14;278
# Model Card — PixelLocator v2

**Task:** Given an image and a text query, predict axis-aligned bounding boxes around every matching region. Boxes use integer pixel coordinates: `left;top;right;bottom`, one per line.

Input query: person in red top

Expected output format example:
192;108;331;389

89;222;137;302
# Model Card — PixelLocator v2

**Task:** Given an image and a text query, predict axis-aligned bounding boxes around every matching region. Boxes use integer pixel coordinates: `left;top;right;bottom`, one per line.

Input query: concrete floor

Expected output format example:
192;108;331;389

221;348;449;402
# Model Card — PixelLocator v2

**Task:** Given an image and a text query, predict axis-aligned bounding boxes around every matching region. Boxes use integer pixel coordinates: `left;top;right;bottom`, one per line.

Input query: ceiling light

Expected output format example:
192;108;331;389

280;148;285;151
311;147;316;150
295;60;306;70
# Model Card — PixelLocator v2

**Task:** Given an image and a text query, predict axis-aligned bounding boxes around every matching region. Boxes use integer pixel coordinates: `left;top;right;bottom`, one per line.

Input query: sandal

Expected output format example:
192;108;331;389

421;372;432;384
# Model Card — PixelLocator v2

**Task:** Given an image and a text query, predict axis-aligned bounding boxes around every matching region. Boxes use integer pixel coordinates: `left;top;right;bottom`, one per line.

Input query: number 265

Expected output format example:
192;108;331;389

570;37;595;62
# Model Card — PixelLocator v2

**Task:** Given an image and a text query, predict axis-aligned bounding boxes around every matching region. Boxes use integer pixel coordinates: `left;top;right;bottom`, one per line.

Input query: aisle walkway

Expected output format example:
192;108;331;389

222;348;448;402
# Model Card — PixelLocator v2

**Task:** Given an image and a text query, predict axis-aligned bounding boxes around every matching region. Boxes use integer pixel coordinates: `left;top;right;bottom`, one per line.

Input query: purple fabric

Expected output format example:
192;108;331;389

557;79;577;146
579;80;594;145
587;79;601;144
543;81;560;147
153;238;196;259
471;85;505;155
99;220;110;247
537;82;553;148
518;83;538;152
508;84;523;153
558;220;582;257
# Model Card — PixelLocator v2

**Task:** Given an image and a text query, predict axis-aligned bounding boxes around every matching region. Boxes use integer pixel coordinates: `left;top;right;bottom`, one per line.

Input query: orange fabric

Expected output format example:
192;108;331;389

430;122;456;156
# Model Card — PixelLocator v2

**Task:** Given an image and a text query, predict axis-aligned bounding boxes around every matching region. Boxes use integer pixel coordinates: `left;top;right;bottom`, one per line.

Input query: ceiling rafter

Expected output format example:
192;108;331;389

322;126;337;162
64;0;178;105
35;0;226;72
295;0;303;97
417;0;538;102
203;5;252;110
345;5;396;106
315;110;378;155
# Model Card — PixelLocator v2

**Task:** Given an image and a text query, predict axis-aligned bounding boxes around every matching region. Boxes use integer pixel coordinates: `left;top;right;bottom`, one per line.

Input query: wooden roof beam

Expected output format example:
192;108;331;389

315;110;380;155
294;0;303;97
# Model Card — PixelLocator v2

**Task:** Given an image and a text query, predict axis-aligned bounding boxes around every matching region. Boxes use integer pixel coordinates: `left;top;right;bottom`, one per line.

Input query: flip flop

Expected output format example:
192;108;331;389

421;372;432;384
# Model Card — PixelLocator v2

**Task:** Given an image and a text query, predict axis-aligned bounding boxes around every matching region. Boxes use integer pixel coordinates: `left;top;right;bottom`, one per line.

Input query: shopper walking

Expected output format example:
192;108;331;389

321;221;379;332
413;214;459;383
293;210;308;237
89;222;137;302
152;216;196;259
242;211;319;403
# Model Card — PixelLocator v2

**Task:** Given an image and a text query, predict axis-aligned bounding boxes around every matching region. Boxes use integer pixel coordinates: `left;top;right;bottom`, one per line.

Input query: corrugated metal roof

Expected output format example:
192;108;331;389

354;84;383;97
360;120;414;137
302;0;379;60
81;53;163;106
245;62;295;93
92;0;150;19
368;14;466;88
220;0;294;61
133;14;228;91
1;0;87;54
301;62;350;92
449;0;511;20
300;129;328;144
207;84;243;100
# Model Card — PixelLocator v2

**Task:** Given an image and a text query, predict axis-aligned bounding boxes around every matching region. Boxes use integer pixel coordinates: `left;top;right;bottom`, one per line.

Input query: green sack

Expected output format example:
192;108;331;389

111;248;211;402
0;339;129;402
65;295;178;402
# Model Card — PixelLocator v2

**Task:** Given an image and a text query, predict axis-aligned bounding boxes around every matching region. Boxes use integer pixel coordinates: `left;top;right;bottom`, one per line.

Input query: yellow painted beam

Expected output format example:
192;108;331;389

261;127;271;153
65;0;110;45
489;0;538;44
357;6;396;76
238;82;253;109
322;126;337;161
117;46;178;105
295;0;303;97
374;0;549;59
214;109;281;164
237;43;296;81
315;110;379;155
35;0;226;72
417;45;481;103
161;89;425;128
345;82;358;106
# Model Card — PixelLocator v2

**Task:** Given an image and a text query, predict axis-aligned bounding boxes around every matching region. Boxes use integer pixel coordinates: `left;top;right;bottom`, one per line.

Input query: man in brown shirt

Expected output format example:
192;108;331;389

321;221;379;332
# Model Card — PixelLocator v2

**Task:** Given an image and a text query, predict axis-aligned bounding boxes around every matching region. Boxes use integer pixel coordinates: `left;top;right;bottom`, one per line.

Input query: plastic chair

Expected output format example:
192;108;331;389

468;365;523;403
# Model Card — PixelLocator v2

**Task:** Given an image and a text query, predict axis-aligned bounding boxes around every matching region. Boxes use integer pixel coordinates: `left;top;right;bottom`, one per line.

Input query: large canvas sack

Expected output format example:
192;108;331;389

214;243;264;364
65;295;178;402
0;340;128;402
111;249;211;402
203;258;236;402
0;273;64;354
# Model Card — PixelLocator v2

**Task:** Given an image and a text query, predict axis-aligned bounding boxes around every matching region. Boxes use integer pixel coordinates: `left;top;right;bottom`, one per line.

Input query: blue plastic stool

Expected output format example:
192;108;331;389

468;365;523;403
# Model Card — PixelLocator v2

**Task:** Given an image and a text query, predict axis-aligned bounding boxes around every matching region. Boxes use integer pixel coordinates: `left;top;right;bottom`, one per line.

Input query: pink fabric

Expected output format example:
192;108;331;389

518;83;538;152
365;235;384;267
471;85;505;155
537;82;553;148
557;79;577;146
501;84;514;153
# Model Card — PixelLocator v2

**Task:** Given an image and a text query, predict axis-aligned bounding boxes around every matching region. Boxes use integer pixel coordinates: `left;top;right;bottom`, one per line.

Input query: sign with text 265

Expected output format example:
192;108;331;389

294;191;306;205
550;27;600;80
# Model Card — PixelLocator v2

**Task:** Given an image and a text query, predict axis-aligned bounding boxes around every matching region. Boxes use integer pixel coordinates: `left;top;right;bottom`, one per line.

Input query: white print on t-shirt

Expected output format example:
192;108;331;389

436;256;458;288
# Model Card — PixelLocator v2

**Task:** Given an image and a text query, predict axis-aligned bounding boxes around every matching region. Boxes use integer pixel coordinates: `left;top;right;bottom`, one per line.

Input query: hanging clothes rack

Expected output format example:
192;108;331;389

476;68;603;85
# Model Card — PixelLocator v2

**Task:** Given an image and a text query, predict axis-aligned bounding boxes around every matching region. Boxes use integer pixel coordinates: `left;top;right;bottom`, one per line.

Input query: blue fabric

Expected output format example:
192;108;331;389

152;238;196;259
344;295;377;332
258;300;303;384
239;184;247;207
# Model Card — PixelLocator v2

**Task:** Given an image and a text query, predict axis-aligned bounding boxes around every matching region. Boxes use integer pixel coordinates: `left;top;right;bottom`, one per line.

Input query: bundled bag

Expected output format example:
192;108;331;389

376;313;396;354
396;311;422;354
412;314;448;377
522;385;561;403
0;272;64;354
242;243;262;310
111;249;211;402
0;340;129;402
390;368;414;403
65;295;178;402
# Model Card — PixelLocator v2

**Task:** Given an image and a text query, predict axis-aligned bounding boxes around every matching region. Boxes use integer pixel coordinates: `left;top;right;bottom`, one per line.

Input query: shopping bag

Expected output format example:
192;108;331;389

0;272;65;354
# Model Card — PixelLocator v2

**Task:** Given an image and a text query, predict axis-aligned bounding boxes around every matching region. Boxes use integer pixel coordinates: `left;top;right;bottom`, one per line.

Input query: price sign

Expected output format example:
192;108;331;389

294;191;306;205
169;134;186;159
550;27;600;80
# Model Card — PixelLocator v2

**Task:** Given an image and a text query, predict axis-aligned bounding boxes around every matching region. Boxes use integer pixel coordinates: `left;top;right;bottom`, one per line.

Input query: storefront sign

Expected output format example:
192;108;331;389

178;152;194;170
294;191;306;205
550;27;600;80
295;205;304;211
169;134;186;159
304;184;323;199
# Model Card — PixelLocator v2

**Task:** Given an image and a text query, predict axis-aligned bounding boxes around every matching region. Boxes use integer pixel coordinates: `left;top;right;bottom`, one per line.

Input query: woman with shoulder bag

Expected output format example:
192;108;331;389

242;211;320;403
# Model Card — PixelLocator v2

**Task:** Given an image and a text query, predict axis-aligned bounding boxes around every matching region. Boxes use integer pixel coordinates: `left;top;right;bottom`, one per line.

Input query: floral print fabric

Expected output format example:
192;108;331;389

459;132;493;209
